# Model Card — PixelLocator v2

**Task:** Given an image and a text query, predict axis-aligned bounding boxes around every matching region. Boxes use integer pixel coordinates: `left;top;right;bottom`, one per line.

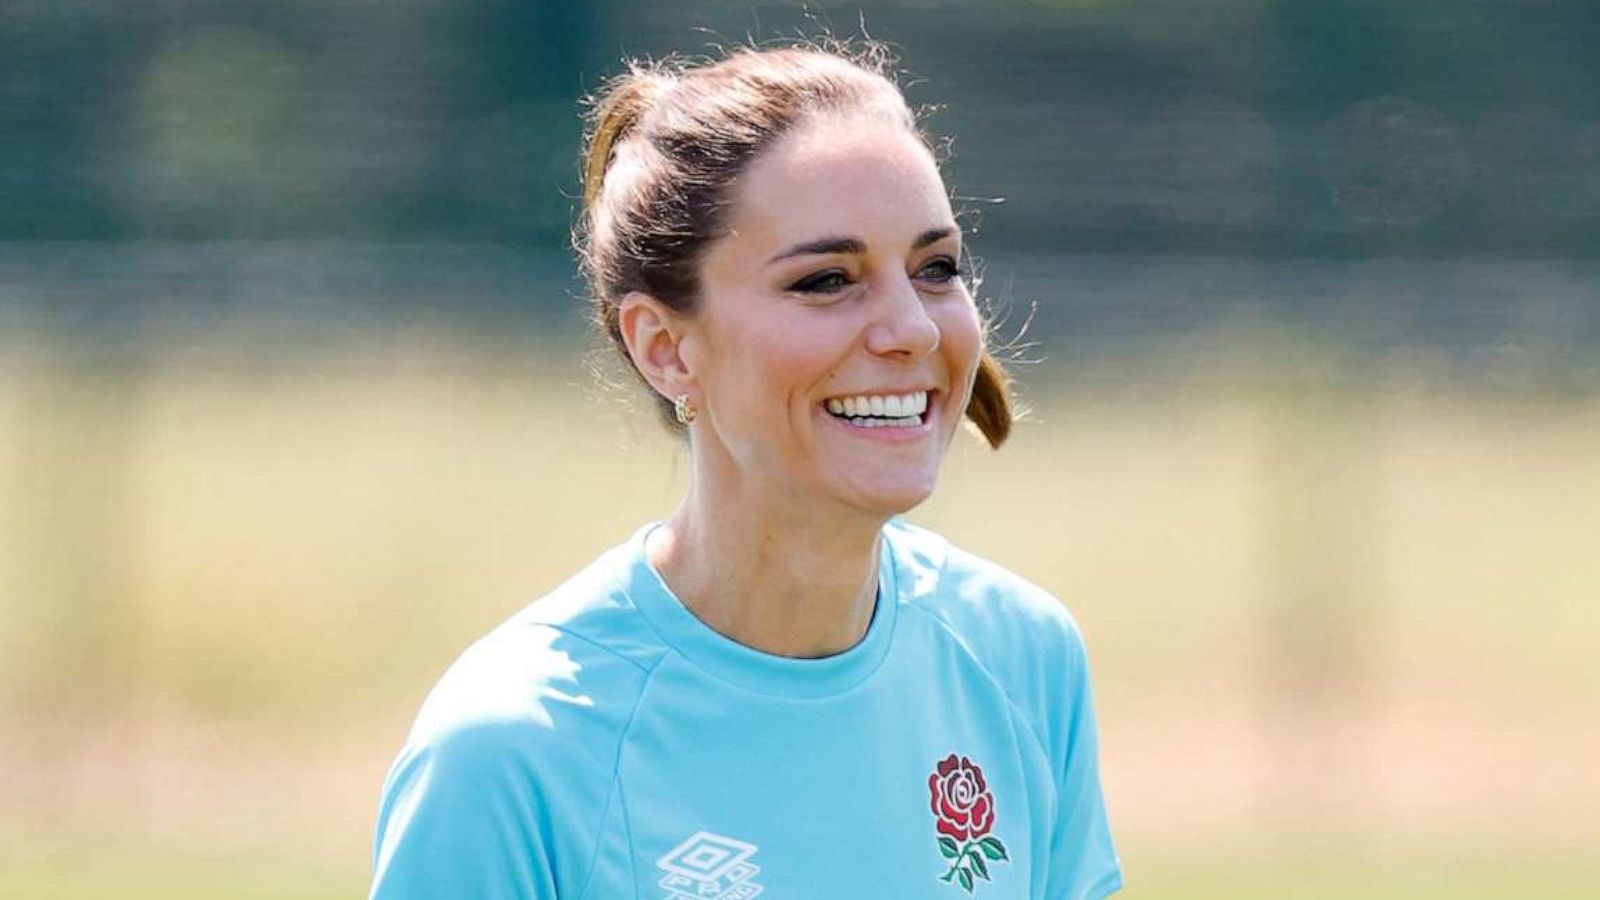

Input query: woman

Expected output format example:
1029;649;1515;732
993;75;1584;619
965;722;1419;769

369;41;1122;900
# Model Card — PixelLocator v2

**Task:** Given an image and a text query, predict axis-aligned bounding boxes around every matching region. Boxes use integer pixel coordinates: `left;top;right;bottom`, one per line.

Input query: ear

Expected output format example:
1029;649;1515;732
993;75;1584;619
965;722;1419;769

617;291;698;401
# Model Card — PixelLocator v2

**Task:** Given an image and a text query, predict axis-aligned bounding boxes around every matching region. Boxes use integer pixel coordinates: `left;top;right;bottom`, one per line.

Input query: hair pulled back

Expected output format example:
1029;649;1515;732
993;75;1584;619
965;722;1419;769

574;41;1013;447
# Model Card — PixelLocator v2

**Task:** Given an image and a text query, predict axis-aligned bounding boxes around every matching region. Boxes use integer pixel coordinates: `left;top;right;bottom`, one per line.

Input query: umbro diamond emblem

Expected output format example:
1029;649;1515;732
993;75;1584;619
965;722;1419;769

656;830;764;900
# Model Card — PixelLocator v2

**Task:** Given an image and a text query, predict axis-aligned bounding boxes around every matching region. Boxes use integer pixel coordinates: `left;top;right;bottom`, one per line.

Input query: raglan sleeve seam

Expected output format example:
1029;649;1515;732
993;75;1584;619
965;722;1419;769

572;654;662;900
900;601;1057;772
531;621;656;674
895;541;1063;772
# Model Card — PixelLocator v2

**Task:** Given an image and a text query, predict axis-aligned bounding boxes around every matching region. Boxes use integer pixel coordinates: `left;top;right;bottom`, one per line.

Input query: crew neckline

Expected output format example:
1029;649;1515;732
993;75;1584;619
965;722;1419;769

618;520;899;699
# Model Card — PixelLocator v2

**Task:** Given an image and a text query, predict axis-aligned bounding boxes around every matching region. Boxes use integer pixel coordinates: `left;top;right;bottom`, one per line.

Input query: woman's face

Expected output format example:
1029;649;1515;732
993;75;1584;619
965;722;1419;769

679;112;984;518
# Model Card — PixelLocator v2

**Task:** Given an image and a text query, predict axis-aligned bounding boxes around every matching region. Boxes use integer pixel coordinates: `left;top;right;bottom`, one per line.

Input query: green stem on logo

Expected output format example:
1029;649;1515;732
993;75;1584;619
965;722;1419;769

940;840;972;882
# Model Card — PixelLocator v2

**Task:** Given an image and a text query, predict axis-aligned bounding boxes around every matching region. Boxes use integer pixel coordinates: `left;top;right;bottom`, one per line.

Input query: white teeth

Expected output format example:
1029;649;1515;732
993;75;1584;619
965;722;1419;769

847;415;921;428
825;389;928;422
824;391;930;422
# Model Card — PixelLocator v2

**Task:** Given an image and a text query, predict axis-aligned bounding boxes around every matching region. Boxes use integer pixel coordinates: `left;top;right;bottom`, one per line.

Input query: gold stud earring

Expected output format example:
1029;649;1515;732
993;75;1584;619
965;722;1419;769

673;393;698;425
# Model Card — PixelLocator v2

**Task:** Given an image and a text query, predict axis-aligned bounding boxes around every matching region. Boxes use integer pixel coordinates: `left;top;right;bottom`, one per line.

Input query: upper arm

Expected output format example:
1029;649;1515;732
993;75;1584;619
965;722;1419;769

370;717;560;900
1042;621;1123;900
368;624;644;900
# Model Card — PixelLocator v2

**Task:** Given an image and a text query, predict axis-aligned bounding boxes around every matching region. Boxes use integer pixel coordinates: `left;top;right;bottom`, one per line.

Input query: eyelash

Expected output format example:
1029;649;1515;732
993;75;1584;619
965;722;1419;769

787;257;968;295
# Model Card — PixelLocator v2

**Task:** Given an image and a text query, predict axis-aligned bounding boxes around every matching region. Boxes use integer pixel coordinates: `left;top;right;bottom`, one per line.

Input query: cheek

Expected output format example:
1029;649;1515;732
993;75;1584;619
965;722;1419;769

705;317;830;430
731;316;851;399
938;301;985;383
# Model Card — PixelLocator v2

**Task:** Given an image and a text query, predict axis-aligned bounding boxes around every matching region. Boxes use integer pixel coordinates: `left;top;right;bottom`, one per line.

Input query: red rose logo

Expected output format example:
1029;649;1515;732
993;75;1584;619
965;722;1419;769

928;754;995;841
927;753;1009;894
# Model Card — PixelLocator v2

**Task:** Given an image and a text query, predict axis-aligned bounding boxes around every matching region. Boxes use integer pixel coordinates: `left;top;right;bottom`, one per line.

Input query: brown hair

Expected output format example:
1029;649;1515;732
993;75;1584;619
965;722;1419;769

574;41;1014;448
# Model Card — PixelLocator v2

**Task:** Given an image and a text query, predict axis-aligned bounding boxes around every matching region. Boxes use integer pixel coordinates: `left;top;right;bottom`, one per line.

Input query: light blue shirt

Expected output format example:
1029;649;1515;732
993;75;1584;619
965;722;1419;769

370;519;1122;899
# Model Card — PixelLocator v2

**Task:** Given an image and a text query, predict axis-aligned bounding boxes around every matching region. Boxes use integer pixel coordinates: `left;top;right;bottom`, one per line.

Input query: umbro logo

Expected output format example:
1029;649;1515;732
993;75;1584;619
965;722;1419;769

656;830;764;899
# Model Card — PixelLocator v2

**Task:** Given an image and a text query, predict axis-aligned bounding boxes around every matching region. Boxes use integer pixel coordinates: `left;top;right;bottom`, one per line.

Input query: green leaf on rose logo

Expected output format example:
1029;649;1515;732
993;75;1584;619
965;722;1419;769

938;837;960;859
968;850;990;880
978;836;1008;861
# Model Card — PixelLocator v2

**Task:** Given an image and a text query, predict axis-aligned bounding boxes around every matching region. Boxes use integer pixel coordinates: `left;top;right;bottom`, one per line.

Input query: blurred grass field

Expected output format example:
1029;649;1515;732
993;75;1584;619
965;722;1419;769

2;329;1597;896
3;845;1599;900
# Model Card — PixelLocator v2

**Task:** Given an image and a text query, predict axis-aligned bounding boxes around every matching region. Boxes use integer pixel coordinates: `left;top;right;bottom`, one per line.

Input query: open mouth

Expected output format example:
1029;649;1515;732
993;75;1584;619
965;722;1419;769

822;390;933;428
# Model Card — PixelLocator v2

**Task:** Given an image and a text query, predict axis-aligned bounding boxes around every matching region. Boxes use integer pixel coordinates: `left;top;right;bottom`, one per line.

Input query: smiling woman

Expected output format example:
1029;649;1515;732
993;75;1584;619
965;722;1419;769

632;104;983;535
368;39;1123;900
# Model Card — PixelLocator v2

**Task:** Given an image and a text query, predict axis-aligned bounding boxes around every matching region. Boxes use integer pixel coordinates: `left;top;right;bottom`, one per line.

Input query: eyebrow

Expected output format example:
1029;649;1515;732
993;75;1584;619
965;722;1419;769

764;226;958;266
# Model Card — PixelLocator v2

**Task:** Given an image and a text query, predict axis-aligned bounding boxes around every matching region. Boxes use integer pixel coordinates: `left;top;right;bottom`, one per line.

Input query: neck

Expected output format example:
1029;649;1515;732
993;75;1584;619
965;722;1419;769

647;477;888;660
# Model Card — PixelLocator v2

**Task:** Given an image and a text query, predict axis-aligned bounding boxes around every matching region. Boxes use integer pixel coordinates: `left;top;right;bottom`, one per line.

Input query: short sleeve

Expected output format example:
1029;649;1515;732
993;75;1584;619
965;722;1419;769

367;620;650;900
369;718;557;900
1043;624;1123;900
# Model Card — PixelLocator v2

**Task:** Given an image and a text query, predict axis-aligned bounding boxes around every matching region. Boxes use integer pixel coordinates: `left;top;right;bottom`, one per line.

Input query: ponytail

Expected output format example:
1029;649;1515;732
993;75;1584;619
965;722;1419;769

965;348;1013;449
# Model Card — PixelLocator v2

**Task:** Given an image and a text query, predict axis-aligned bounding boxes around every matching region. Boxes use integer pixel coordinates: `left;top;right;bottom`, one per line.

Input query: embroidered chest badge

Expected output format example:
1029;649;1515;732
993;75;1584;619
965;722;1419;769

928;754;1010;893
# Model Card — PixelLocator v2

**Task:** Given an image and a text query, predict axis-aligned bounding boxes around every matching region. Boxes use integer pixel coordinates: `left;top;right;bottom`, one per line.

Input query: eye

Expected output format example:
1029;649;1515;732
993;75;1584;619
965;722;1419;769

916;256;968;285
787;268;854;294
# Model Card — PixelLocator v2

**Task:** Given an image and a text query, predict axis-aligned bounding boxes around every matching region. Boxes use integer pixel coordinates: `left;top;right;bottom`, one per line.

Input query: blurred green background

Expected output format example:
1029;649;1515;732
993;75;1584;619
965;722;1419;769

3;1;1598;897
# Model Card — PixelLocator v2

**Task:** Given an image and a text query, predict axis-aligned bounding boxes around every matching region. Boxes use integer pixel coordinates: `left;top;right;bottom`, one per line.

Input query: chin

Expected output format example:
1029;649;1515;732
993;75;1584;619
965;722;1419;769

811;443;949;517
842;473;941;517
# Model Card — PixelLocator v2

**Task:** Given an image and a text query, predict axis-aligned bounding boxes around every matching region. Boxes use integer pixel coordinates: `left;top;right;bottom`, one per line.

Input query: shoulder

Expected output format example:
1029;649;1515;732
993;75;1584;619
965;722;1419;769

884;518;1094;754
884;517;1088;667
407;621;651;758
401;533;669;781
372;538;669;895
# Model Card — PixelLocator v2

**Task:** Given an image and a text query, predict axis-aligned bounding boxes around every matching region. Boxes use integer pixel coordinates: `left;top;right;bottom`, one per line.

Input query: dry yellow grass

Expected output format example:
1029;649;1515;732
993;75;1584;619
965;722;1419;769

2;332;1597;867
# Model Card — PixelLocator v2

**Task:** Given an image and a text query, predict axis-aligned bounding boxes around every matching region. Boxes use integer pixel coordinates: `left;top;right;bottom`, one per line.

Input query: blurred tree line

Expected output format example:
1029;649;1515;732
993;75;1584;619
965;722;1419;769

5;0;1598;258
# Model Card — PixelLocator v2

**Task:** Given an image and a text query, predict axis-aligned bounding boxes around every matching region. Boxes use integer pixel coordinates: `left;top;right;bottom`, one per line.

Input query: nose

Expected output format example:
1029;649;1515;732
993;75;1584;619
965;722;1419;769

864;271;940;360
